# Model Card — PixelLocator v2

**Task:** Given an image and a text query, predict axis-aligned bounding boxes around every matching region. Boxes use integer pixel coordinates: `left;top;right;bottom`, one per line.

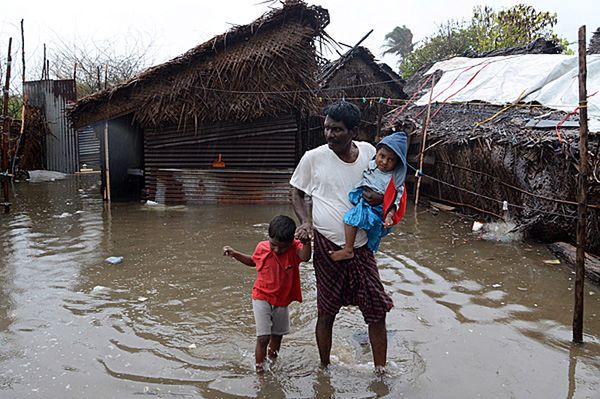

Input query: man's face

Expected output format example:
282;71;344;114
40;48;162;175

324;115;355;154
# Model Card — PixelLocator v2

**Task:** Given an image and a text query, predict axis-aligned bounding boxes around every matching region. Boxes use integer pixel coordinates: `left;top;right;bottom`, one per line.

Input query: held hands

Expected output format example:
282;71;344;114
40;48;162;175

295;222;313;244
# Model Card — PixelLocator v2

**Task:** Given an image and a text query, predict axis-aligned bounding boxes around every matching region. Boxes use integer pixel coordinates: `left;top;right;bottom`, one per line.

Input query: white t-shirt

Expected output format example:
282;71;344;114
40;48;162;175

290;141;376;247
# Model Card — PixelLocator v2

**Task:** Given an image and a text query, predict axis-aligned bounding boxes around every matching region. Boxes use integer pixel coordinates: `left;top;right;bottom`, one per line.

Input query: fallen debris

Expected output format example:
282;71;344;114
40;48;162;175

548;242;600;283
105;256;123;265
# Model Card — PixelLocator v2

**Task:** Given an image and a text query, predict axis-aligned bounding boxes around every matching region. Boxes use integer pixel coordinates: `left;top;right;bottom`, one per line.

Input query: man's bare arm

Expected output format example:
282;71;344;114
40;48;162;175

291;187;313;242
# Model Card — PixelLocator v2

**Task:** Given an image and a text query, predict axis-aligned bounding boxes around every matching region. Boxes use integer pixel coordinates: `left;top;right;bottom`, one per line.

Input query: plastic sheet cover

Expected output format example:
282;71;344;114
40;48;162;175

416;54;600;132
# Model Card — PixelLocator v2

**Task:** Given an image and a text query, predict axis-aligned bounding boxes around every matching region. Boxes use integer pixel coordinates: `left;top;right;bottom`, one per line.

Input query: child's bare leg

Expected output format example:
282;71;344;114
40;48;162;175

268;334;283;361
255;335;270;372
329;224;358;261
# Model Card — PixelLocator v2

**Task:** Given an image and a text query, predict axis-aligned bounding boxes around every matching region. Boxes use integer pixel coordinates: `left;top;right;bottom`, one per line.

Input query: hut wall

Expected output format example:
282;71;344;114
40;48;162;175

24;80;78;173
423;133;600;255
143;115;298;204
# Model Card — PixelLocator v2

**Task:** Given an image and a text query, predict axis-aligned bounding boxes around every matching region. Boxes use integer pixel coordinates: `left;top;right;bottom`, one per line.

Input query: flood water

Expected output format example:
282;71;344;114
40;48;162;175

1;174;600;398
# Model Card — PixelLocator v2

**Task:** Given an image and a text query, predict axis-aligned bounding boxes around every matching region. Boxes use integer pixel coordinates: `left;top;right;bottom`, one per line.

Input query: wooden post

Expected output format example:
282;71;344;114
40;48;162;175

73;63;77;99
41;43;46;80
104;64;108;89
20;20;25;82
97;66;101;91
12;20;26;177
573;25;589;343
376;102;382;140
103;121;111;203
414;77;435;209
1;38;13;213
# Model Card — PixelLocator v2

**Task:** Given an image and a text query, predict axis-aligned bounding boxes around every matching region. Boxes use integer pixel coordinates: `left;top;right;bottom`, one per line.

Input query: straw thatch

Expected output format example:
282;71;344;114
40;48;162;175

317;46;406;140
464;37;563;58
390;102;600;254
68;1;329;129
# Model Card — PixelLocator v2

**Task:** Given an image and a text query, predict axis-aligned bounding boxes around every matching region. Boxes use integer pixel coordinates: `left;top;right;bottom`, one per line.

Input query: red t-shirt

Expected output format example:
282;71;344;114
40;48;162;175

251;240;303;307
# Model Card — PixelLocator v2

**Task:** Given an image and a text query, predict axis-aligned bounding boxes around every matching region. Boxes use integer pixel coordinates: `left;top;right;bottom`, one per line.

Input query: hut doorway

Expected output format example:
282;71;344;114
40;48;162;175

97;114;144;202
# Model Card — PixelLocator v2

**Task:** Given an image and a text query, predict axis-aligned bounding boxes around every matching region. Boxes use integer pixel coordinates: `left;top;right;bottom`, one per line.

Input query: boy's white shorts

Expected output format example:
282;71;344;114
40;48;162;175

252;299;290;336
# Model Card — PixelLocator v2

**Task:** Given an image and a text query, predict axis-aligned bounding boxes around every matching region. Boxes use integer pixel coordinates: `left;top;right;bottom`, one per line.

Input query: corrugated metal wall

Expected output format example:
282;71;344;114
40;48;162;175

144;116;297;204
24;80;78;173
77;126;100;170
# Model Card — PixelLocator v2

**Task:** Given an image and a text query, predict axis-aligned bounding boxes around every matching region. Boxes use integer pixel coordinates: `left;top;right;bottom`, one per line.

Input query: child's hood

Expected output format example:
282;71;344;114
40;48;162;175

377;131;408;188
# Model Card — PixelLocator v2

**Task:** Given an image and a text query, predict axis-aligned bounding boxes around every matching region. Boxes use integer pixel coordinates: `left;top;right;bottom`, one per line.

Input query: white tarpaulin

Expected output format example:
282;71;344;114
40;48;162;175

416;54;600;132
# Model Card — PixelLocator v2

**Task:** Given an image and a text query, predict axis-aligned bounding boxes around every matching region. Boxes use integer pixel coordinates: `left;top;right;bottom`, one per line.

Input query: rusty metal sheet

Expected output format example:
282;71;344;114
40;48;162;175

144;116;298;204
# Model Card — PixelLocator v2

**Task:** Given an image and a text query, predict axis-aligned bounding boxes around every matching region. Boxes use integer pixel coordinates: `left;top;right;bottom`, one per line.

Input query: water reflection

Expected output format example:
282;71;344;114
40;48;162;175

0;175;599;398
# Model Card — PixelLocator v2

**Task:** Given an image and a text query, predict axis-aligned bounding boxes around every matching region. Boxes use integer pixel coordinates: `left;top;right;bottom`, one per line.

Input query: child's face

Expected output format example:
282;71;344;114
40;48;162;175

269;238;292;255
375;145;398;173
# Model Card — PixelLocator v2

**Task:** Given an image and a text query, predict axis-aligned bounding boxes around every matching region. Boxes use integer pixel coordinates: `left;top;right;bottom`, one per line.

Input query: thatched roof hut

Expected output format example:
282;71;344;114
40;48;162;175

386;53;600;255
317;46;406;141
69;1;329;129
67;1;330;204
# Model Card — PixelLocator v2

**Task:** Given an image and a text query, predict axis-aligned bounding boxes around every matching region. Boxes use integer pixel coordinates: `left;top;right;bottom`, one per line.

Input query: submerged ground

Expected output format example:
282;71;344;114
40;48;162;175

1;175;599;398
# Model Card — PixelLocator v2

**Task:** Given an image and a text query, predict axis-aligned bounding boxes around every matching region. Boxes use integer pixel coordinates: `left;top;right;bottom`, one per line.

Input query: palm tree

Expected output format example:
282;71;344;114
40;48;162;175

382;25;414;60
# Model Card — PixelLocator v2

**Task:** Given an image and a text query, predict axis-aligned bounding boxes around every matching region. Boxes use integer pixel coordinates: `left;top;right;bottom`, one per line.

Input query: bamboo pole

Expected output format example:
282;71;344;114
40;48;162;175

573;25;589;343
103;121;111;203
414;77;435;209
1;38;13;213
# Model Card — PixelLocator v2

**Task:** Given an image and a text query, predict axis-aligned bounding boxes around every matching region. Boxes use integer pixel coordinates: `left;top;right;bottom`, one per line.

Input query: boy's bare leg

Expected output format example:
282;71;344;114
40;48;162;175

316;313;336;367
268;335;283;360
329;224;358;261
255;335;270;372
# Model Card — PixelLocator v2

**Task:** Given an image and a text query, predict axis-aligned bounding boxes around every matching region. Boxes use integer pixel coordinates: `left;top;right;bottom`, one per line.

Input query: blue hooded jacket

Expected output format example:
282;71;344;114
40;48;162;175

376;131;408;191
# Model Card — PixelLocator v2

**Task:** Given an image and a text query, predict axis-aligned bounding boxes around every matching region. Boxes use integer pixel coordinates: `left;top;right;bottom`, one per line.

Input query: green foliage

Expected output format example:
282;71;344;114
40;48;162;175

470;4;558;52
393;4;570;79
400;20;476;78
7;95;23;119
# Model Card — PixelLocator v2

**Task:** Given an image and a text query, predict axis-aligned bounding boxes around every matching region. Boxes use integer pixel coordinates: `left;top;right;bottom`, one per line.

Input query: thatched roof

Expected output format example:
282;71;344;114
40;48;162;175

317;46;406;99
69;1;329;129
464;37;563;58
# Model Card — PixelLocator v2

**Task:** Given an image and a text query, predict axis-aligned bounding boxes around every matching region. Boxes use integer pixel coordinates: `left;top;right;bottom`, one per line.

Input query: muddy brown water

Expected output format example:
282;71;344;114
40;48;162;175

1;175;599;398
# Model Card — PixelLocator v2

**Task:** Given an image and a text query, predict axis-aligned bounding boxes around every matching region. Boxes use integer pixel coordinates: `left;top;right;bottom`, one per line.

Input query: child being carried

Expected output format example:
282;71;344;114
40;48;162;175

329;131;408;261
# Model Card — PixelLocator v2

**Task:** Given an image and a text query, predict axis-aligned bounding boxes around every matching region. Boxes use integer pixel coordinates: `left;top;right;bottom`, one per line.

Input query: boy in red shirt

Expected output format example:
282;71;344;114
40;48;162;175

223;215;311;372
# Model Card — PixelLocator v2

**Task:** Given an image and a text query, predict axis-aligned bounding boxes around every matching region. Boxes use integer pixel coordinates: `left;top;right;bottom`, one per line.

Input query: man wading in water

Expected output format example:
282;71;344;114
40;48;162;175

290;101;393;372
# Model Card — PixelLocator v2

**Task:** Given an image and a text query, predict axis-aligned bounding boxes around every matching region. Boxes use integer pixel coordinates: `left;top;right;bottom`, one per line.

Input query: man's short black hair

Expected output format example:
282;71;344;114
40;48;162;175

323;101;361;130
268;215;296;243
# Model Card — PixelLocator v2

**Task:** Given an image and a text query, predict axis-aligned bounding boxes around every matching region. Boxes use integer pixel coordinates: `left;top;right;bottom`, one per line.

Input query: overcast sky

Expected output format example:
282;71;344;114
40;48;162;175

1;0;597;86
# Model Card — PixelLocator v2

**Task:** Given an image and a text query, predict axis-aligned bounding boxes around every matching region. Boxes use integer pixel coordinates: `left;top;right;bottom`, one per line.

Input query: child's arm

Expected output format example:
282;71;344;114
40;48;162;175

383;206;396;228
297;239;312;262
223;246;255;267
